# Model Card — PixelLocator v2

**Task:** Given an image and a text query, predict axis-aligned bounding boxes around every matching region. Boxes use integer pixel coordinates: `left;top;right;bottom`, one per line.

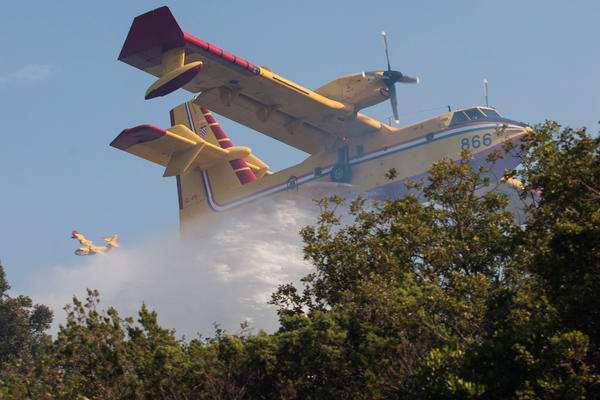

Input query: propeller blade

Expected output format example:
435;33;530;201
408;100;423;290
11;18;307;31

380;31;417;123
390;83;399;124
382;31;391;72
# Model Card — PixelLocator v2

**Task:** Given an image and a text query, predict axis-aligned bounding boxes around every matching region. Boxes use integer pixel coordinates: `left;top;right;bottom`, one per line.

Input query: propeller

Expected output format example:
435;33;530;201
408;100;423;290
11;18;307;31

380;31;419;124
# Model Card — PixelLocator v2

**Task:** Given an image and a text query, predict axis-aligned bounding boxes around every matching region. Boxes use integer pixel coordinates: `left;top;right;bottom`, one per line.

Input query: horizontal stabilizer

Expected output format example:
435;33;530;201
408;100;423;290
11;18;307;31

111;124;256;176
244;153;271;178
225;147;251;161
103;235;120;248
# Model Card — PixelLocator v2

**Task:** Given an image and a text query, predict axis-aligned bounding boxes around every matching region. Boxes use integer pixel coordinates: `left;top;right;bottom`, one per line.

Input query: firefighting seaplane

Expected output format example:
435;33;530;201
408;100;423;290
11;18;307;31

71;230;119;256
111;7;530;232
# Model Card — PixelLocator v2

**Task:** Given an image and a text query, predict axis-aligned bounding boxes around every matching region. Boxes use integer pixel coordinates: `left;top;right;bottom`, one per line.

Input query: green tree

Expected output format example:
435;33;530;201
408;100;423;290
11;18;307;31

513;122;600;344
270;150;518;397
0;262;52;366
0;262;54;399
51;289;137;399
270;122;600;398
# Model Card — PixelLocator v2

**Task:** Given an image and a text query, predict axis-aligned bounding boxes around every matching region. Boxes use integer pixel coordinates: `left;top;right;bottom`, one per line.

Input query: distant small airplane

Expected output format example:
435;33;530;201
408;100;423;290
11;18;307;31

71;230;119;256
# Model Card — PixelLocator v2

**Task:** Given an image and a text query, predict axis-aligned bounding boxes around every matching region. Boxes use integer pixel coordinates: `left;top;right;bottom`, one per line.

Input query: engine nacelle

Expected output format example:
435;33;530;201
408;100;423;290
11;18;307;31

314;71;389;111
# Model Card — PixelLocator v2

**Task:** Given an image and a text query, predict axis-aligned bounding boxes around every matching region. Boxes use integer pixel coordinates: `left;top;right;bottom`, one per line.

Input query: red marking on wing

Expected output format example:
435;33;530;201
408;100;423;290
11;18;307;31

110;125;166;150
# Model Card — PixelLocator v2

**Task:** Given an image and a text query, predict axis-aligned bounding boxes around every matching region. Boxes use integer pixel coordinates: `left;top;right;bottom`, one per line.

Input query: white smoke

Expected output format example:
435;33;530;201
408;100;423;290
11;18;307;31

30;198;320;339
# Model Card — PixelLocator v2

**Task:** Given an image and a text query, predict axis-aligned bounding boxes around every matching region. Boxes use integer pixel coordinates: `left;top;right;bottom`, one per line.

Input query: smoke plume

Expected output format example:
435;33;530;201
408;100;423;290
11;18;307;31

30;198;319;339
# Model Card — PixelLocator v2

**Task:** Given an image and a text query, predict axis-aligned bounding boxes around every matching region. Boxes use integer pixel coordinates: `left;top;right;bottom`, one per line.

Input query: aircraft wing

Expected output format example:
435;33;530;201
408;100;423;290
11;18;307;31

118;6;391;154
111;124;253;177
72;230;93;247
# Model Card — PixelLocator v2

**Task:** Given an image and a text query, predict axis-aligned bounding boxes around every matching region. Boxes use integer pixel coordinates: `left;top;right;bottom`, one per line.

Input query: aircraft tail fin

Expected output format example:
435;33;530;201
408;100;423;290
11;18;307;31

176;103;273;181
111;101;272;222
104;235;119;249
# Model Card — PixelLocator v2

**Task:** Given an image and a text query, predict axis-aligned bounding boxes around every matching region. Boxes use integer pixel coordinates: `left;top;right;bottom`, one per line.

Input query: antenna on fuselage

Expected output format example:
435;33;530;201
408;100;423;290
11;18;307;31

483;78;489;107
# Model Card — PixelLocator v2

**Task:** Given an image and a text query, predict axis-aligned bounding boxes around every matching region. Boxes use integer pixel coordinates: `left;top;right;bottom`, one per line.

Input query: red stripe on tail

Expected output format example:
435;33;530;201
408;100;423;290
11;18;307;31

200;107;257;185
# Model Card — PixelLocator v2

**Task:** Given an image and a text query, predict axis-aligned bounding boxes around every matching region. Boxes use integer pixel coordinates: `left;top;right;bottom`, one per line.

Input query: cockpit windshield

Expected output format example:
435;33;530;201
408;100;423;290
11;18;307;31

449;107;503;127
450;111;470;125
464;108;486;121
480;108;500;118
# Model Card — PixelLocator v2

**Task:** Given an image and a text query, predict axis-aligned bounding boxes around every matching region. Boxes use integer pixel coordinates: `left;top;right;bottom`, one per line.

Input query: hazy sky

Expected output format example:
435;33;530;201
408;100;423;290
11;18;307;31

1;1;598;335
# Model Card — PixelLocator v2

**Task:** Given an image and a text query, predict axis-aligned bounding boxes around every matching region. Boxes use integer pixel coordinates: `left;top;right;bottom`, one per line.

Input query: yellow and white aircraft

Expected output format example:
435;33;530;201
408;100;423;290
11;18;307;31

71;230;119;256
111;7;530;232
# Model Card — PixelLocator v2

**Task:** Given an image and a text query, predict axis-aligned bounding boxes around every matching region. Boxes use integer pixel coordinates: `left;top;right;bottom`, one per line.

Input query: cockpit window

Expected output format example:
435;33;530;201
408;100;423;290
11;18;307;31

463;108;486;121
450;107;504;127
450;111;470;126
481;108;500;119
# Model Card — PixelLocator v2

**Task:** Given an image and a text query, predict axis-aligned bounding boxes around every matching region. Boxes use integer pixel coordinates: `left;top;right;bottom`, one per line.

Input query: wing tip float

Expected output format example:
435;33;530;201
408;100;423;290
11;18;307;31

119;6;260;100
145;61;203;99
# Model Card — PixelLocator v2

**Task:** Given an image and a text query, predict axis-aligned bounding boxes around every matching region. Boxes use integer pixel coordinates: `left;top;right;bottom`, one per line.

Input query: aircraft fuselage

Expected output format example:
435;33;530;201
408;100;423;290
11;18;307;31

176;106;528;231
